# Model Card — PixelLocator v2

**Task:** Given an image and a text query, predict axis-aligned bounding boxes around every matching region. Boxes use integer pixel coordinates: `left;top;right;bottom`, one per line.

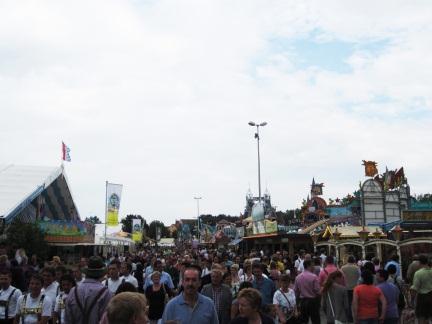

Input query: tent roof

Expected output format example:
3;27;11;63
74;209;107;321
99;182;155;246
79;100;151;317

0;164;79;222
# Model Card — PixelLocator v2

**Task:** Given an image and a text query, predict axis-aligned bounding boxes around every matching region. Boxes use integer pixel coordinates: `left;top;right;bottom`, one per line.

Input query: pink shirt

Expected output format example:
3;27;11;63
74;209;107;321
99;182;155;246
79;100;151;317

319;264;339;286
294;270;320;298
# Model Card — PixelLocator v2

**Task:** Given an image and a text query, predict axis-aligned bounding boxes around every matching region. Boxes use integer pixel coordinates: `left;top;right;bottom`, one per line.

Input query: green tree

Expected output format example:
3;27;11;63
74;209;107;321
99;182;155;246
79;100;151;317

84;216;102;225
417;193;432;203
121;214;145;233
170;229;178;239
148;220;168;240
199;214;240;226
5;219;49;260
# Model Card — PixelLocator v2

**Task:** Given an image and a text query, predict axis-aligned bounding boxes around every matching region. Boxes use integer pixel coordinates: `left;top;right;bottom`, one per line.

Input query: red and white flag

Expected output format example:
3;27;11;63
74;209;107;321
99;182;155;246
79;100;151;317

62;142;71;162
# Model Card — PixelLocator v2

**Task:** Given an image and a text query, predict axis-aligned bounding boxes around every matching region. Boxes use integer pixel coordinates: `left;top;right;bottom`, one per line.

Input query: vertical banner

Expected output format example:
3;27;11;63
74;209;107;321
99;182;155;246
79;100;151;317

132;219;142;242
106;182;123;227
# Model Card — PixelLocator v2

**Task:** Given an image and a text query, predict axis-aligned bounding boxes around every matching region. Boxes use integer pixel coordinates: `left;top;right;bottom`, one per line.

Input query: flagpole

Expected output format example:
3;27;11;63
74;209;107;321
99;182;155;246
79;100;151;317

61;141;64;169
104;181;108;244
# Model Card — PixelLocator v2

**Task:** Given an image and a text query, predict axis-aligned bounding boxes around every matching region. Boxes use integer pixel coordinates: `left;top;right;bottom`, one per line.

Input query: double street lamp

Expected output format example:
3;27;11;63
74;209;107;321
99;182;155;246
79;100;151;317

248;121;267;202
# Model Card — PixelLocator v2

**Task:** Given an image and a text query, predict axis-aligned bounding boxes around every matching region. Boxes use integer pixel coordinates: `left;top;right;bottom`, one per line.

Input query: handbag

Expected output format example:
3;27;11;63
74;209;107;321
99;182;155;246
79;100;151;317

161;284;169;305
279;289;295;320
393;278;406;310
327;293;344;324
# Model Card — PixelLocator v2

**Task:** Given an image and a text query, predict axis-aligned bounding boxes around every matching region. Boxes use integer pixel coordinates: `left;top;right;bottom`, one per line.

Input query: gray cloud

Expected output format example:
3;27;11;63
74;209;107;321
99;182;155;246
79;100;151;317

1;0;431;226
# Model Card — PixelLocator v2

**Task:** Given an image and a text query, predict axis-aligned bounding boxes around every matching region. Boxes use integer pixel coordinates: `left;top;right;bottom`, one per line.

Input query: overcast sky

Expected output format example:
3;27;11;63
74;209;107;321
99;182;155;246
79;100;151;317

1;1;431;227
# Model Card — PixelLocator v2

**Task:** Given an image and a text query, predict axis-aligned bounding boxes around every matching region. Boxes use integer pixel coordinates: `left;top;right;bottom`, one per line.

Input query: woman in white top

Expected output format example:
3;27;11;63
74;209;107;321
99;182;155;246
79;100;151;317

273;274;297;324
239;263;254;283
230;264;241;297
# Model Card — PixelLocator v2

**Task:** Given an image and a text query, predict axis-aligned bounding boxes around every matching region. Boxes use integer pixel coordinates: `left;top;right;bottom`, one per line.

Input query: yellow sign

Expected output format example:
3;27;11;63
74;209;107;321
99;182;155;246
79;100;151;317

107;210;119;226
132;219;142;242
252;221;265;234
403;210;432;221
265;220;278;233
106;182;123;227
132;232;142;242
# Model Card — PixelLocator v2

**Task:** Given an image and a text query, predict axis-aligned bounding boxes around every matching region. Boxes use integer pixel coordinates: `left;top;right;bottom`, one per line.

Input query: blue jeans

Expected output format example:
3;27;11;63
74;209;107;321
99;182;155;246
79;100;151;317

359;320;379;324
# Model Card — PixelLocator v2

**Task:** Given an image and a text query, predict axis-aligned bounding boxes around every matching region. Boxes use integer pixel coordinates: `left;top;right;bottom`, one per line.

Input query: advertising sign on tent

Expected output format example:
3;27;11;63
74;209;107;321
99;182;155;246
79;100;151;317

39;220;94;243
265;219;278;233
252;220;265;235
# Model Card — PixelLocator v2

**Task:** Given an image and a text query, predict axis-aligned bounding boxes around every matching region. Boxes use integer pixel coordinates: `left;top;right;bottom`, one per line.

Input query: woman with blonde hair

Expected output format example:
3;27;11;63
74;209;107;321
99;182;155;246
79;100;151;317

230;288;273;324
105;292;148;324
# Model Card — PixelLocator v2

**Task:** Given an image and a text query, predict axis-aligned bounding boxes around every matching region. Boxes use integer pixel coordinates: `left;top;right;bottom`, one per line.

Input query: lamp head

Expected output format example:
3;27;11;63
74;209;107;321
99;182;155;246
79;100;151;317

259;122;267;126
248;122;256;126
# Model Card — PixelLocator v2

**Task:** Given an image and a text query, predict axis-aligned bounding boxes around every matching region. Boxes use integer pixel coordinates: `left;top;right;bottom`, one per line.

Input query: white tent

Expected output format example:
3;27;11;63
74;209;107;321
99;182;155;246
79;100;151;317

0;164;80;223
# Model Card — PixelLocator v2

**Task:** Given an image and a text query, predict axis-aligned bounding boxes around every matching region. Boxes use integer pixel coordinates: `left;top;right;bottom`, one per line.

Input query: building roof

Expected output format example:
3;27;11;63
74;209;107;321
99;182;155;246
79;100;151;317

0;164;79;223
299;219;329;234
322;225;385;239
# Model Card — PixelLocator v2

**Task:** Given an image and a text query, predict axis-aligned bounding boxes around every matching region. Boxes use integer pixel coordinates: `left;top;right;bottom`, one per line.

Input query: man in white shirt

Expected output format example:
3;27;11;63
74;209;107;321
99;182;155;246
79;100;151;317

296;253;312;274
102;262;123;294
201;259;211;278
120;262;138;288
294;251;305;273
40;267;59;318
319;249;327;264
71;266;85;286
15;274;53;324
0;270;22;324
53;274;74;324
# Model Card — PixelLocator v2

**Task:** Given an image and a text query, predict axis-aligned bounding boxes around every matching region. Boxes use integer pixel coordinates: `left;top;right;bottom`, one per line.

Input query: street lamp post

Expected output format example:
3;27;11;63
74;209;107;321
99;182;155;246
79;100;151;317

311;229;320;252
373;228;383;261
194;197;202;241
248;121;267;202
391;225;403;270
358;226;370;260
332;228;342;261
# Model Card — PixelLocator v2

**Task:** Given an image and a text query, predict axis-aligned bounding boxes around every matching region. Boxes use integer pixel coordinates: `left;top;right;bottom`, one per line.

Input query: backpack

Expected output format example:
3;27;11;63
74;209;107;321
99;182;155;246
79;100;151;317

74;286;107;324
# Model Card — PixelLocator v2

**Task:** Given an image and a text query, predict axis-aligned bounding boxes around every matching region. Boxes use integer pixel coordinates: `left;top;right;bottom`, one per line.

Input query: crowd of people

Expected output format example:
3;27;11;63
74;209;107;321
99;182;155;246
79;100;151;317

0;243;431;324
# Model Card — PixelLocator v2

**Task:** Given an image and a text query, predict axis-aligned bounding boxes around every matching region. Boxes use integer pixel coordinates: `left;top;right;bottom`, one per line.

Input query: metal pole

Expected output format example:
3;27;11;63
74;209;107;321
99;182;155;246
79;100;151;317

104;181;108;244
249;121;266;203
194;197;202;240
197;199;200;241
256;125;261;202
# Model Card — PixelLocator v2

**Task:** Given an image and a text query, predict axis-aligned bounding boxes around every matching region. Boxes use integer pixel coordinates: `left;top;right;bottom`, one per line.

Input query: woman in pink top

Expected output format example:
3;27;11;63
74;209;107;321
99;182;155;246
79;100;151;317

319;256;339;286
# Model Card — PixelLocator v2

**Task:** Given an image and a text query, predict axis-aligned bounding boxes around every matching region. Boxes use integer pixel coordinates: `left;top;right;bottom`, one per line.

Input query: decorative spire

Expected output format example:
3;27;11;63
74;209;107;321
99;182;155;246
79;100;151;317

246;188;253;198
